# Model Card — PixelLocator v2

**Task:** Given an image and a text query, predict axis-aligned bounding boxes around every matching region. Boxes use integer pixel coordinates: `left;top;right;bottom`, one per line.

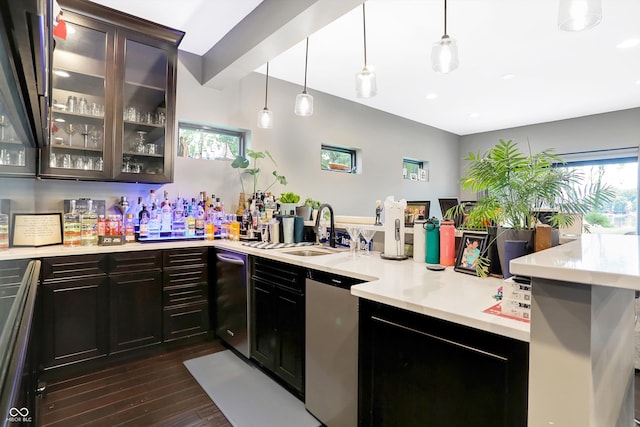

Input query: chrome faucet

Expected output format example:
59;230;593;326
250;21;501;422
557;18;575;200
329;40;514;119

314;203;336;247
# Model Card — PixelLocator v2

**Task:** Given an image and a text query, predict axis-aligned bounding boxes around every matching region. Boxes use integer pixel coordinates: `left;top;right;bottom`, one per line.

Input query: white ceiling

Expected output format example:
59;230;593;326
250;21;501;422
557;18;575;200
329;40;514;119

88;0;640;136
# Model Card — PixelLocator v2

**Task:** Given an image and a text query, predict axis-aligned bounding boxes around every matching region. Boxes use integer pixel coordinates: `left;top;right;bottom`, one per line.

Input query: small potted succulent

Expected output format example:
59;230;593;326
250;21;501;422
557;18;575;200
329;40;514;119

301;197;321;221
279;192;300;216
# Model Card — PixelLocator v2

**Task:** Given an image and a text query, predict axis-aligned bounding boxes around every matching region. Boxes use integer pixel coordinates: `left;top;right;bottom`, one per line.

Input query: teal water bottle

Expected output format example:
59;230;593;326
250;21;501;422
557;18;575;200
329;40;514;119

425;218;440;264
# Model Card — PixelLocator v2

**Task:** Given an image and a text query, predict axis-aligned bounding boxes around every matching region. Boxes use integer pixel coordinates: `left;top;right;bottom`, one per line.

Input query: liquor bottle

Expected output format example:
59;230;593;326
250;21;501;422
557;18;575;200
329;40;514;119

205;202;216;240
148;202;161;238
138;203;150;239
172;197;185;237
81;199;98;246
186;200;196;236
133;196;143;233
161;190;172;235
124;213;135;242
195;203;205;237
63;200;82;247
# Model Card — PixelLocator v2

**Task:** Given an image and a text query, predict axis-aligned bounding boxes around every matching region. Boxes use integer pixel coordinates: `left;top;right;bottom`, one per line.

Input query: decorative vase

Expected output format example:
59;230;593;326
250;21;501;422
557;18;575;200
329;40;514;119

496;227;534;278
236;193;247;216
296;206;312;221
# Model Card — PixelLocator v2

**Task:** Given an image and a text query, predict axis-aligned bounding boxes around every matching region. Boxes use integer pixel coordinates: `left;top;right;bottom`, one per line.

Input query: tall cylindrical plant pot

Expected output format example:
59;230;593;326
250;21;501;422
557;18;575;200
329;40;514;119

496;227;534;278
502;240;528;278
296;206;312;221
486;226;502;277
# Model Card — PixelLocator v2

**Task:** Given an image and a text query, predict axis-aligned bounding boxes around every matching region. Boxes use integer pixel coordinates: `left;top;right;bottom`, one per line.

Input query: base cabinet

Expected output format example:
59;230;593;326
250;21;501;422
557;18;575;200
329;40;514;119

41;256;109;369
359;300;529;427
251;259;305;397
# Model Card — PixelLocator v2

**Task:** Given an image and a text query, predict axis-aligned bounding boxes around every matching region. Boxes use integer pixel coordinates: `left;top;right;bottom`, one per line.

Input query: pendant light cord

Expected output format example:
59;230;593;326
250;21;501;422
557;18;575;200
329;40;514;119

264;62;269;108
444;0;448;36
362;3;368;67
303;37;309;93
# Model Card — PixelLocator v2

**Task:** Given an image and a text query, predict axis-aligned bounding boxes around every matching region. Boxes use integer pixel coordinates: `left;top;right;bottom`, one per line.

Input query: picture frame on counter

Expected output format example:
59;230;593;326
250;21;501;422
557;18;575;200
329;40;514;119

454;231;488;276
11;212;63;247
405;201;430;227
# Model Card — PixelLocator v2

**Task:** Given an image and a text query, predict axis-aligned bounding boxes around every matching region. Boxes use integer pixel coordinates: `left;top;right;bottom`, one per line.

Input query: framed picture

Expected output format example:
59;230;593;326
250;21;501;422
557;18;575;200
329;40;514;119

454;232;488;275
405;201;431;226
11;213;63;247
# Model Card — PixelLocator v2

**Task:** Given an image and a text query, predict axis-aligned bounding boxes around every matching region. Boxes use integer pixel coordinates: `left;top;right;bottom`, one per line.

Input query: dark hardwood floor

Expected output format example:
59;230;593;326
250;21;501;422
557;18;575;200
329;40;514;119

40;340;640;425
41;340;232;427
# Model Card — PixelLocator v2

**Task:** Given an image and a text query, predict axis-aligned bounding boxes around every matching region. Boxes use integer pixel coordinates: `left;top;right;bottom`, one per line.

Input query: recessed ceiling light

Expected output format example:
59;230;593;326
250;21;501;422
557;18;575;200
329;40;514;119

425;93;438;100
636;80;640;85
54;70;70;77
502;73;515;80
616;38;640;49
469;113;480;118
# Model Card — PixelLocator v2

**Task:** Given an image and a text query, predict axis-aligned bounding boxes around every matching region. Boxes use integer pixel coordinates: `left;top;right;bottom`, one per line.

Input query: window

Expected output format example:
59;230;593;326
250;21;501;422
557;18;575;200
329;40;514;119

403;158;428;181
321;144;356;173
178;123;245;160
556;148;638;235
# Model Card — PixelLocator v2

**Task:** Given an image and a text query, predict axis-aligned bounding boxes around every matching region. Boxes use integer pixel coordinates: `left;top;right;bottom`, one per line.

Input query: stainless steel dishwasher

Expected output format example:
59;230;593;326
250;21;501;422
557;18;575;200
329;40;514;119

305;269;364;427
214;249;250;358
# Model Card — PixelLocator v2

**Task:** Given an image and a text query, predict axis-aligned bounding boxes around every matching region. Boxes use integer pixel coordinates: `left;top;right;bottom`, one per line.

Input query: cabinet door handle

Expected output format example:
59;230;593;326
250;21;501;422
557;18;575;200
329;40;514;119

226;329;235;337
216;254;245;265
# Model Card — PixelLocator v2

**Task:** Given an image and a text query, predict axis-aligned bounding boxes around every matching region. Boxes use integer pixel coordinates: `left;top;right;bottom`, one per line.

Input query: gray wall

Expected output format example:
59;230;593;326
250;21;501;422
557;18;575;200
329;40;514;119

457;108;640;200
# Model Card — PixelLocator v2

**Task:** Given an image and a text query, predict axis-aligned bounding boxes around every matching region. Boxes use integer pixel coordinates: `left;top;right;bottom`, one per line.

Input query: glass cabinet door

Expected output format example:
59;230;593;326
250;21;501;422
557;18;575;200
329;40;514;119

115;34;171;182
44;14;113;180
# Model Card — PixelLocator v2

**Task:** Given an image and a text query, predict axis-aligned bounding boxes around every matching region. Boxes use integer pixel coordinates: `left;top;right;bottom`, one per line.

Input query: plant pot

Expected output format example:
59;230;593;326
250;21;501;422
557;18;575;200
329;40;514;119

496;227;534;278
486;226;502;277
279;202;298;216
296;206;312;221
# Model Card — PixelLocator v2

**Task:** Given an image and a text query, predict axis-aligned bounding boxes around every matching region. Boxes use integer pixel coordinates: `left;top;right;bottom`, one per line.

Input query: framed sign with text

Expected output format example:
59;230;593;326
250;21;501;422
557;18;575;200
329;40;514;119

11;213;63;247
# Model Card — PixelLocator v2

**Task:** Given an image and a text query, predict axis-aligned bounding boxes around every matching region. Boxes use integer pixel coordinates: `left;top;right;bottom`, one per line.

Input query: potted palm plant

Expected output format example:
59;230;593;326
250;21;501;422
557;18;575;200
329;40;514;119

450;139;614;276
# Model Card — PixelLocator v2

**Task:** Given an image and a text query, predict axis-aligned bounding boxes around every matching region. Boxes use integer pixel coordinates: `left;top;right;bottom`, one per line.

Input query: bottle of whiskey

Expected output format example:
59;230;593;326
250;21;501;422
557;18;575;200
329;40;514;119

138;203;150;239
81;199;98;246
64;199;81;247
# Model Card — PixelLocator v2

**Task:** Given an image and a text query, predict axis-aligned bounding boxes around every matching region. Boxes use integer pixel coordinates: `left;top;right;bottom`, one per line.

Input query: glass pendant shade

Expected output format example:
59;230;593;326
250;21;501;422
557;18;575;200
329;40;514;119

257;108;273;128
558;0;602;32
431;35;459;73
356;68;377;98
294;92;313;116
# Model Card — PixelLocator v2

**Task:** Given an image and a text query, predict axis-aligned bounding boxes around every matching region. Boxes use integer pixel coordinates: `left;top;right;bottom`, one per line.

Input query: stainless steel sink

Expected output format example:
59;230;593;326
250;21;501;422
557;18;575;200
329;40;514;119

283;249;334;257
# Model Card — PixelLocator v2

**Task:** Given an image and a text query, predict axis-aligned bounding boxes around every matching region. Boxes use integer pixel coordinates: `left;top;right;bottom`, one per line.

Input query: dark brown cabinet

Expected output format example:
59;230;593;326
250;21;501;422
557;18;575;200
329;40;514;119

41;0;182;183
251;258;305;397
108;250;162;353
358;300;529;427
162;248;210;342
40;255;109;369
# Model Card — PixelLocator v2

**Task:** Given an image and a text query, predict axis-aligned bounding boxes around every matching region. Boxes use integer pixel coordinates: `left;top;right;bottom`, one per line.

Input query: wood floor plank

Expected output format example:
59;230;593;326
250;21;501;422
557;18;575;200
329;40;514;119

42;339;230;427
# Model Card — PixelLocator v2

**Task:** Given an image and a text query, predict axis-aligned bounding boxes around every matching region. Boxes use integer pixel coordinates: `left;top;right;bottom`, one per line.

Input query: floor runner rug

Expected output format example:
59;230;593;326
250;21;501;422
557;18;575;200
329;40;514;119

184;350;320;427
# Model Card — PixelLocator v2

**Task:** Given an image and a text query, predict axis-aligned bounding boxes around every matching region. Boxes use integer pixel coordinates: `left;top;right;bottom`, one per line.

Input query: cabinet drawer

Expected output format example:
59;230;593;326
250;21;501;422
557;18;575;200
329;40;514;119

41;254;108;282
163;247;208;269
163;302;209;342
109;250;162;274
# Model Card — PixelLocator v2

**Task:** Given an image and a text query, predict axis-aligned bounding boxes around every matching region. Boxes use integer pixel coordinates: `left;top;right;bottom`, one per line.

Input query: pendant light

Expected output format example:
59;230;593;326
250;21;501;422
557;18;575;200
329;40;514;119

257;62;273;129
431;0;459;74
558;0;602;32
355;2;377;98
294;38;313;116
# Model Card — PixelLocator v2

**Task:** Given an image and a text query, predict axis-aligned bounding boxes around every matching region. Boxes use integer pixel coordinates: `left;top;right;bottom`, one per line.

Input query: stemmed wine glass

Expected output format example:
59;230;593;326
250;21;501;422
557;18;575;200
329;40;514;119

0;115;9;141
345;225;362;259
90;129;103;149
360;228;377;256
62;122;78;146
78;124;94;148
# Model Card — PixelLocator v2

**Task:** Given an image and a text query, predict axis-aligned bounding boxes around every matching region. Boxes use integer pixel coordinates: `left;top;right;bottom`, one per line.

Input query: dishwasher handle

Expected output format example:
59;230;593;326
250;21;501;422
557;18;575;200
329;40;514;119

307;269;364;289
216;253;246;265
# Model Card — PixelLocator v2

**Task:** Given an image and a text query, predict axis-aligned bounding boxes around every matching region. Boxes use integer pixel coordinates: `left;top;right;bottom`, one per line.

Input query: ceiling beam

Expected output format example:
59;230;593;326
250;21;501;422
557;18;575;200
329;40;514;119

201;0;362;90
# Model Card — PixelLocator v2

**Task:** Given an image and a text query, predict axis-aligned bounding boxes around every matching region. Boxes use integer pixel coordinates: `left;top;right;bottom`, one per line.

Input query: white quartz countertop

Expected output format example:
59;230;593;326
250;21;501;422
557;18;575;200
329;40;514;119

0;238;530;342
510;234;640;290
212;241;530;342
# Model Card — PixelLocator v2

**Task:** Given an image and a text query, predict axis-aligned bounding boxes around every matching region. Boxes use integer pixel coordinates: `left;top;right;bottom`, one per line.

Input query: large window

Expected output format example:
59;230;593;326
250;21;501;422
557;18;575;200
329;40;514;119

557;148;638;235
321;144;356;173
178;123;245;160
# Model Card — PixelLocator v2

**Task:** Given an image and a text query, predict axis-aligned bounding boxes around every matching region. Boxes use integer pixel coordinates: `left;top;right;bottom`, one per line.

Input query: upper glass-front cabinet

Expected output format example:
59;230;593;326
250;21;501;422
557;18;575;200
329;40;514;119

44;17;112;180
41;0;182;183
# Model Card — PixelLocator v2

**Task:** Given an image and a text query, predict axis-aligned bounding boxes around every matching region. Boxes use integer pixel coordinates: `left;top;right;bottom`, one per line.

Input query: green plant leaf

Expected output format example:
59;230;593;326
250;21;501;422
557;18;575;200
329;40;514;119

247;150;265;159
231;155;249;169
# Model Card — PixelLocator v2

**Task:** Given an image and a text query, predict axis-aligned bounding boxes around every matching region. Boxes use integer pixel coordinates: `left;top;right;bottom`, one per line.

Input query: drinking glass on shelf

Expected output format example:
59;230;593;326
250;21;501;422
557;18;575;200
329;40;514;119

79;124;94;148
345;225;362;259
360;228;377;256
95;157;104;171
90;129;103;149
0;115;11;141
135;131;147;153
62;123;78;146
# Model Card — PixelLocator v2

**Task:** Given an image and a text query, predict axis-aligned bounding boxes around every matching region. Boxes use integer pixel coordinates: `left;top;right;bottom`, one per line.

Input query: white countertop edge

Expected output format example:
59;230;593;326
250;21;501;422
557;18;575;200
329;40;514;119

510;234;640;290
